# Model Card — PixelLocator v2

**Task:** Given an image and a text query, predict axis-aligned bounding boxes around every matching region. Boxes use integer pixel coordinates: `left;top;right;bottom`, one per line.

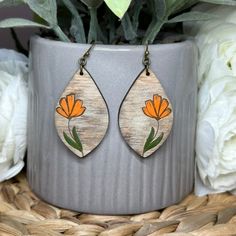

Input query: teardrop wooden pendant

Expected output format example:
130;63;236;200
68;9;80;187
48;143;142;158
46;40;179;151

55;68;109;158
119;69;173;158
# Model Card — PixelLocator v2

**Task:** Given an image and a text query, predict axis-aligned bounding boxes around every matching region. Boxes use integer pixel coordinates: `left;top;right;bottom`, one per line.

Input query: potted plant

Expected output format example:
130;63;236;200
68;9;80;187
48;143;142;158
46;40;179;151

0;0;235;214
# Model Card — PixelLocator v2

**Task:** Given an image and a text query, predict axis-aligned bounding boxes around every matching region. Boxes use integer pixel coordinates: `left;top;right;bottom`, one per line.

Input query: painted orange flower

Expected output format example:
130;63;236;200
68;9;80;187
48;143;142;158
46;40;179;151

56;94;86;119
142;94;171;120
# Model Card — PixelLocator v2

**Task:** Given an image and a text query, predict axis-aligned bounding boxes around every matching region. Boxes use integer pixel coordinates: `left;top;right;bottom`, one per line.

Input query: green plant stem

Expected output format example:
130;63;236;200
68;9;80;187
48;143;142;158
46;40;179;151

132;0;143;32
121;13;137;41
88;7;107;43
142;19;166;44
108;10;116;43
61;0;86;43
53;24;70;42
88;7;97;42
10;28;28;56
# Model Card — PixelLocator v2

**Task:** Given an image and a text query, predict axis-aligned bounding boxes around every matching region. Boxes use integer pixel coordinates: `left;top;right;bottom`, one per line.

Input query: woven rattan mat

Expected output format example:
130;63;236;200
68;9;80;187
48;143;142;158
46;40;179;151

1;174;236;236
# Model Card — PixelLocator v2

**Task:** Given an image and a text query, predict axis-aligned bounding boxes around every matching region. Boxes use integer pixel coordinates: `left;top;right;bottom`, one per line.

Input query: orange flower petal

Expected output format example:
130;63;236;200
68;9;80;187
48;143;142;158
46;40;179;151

159;99;169;117
146;100;158;118
70;100;85;117
59;98;69;115
153;95;162;116
56;107;69;118
160;108;171;119
142;107;154;118
71;107;86;118
66;94;75;114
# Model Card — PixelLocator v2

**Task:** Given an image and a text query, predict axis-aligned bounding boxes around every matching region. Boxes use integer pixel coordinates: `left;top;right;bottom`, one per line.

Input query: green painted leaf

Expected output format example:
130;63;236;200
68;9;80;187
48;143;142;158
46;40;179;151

147;127;155;144
0;18;49;28
72;127;83;152
143;127;156;154
24;0;57;25
143;131;164;154
149;132;164;150
168;11;217;23
200;0;236;5
63;131;83;152
104;0;132;19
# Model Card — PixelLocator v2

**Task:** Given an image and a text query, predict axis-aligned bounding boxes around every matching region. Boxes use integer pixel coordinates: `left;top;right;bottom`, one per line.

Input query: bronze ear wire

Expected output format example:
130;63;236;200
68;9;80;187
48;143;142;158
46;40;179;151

79;41;95;75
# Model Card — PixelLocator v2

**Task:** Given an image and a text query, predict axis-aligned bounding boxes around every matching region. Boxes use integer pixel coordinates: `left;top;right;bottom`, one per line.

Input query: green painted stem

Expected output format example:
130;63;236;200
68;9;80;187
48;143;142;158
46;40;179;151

154;120;160;138
68;119;73;137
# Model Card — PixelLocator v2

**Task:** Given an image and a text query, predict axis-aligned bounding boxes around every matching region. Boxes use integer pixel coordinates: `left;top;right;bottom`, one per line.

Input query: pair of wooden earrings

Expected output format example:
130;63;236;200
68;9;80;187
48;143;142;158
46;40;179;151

55;44;173;159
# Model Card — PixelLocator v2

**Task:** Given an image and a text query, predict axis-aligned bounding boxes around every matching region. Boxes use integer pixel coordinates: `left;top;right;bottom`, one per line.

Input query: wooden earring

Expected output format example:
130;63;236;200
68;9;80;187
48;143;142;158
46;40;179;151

119;45;173;158
55;43;109;158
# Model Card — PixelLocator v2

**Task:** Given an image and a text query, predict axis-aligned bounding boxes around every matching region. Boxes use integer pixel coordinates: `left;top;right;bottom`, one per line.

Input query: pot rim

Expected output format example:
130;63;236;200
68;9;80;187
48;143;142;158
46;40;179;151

31;36;194;51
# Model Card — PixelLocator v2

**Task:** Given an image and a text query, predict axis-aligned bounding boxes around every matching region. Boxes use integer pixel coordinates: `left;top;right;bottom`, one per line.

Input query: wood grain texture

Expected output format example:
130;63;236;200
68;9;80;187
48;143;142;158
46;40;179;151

119;69;173;158
55;68;109;158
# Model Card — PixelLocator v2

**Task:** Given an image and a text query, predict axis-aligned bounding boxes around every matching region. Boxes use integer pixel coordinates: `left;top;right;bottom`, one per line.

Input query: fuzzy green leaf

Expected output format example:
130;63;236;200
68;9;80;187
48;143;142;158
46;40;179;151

142;20;165;44
200;0;236;5
132;0;143;32
168;11;217;23
104;0;132;18
168;0;197;15
166;0;177;8
62;0;85;43
72;127;83;152
142;0;168;43
0;0;24;7
121;13;137;41
70;17;85;43
63;131;83;152
80;0;103;8
0;18;49;28
153;0;167;20
32;0;70;41
24;0;57;26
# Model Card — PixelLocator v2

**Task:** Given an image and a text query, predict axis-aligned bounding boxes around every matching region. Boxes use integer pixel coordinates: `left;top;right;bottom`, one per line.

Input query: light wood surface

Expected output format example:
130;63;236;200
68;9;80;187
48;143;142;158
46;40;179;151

119;69;173;158
55;68;109;158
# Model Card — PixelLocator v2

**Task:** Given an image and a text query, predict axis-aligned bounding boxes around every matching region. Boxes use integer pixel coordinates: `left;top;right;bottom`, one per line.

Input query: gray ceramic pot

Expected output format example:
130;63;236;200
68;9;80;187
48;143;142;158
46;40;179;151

28;36;198;215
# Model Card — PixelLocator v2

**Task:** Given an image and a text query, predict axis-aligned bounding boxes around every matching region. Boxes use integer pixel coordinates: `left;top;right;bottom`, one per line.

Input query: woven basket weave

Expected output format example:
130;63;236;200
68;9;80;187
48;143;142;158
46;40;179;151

1;173;236;236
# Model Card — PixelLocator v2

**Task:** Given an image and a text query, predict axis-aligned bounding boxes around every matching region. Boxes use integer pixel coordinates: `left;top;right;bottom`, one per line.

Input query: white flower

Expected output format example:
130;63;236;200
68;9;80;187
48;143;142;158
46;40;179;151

185;5;236;195
0;49;28;182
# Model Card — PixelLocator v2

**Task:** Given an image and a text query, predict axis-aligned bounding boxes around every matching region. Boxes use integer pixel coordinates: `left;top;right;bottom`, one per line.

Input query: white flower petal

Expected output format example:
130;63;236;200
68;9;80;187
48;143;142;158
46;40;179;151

184;5;236;194
0;49;28;182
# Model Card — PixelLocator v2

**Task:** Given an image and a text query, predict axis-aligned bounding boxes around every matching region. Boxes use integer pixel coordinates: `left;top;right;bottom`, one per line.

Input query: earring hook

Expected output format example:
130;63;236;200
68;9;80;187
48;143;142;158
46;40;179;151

79;41;95;75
